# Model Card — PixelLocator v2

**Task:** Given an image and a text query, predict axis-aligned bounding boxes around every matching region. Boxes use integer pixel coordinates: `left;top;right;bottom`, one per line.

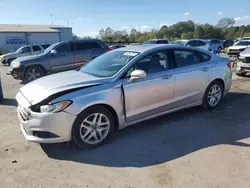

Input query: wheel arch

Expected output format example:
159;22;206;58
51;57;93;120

208;78;225;92
24;64;48;74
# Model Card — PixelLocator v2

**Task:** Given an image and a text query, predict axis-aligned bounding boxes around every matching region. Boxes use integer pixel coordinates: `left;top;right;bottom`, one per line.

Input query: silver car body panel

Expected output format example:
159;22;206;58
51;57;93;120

16;44;232;143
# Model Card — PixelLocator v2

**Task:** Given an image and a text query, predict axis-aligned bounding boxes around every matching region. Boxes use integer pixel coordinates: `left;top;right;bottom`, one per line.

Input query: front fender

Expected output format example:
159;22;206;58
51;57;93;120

51;81;125;128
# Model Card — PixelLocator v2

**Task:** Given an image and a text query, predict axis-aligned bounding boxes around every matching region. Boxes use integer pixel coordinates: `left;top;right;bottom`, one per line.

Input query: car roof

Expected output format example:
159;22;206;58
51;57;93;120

115;44;211;54
146;39;168;41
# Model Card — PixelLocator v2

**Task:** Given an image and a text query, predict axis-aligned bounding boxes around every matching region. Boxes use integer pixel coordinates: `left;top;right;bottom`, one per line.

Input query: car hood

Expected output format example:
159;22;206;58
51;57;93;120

228;45;248;50
20;70;108;105
17;54;43;62
1;52;18;59
240;47;250;57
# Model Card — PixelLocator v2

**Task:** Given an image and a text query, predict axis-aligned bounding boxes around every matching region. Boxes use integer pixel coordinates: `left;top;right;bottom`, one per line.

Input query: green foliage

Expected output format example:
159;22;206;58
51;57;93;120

216;18;235;29
97;18;250;43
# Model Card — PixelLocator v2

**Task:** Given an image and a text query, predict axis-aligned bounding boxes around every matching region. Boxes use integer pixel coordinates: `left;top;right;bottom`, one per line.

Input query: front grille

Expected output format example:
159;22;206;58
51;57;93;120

241;57;250;63
229;49;239;52
18;107;29;122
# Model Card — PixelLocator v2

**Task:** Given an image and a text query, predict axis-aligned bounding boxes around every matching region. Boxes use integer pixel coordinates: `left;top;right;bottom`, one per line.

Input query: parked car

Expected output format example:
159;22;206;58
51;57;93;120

16;44;232;148
223;40;234;48
0;44;50;65
9;39;110;82
235;47;250;77
143;39;169;44
173;39;216;52
227;40;250;57
206;39;224;53
109;44;125;50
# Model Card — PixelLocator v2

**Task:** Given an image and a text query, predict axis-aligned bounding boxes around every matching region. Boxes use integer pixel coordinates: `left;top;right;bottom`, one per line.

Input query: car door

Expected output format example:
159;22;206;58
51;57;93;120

19;46;32;57
49;43;75;73
122;50;175;123
70;42;92;69
31;45;42;55
171;49;211;107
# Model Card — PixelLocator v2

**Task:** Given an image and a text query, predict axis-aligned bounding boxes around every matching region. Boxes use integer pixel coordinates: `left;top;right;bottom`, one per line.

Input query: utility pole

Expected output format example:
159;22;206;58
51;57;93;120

51;14;53;25
67;20;70;26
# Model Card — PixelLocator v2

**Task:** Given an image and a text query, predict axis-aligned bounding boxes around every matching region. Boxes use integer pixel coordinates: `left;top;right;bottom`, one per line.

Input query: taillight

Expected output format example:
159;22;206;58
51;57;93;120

107;48;112;51
227;60;232;68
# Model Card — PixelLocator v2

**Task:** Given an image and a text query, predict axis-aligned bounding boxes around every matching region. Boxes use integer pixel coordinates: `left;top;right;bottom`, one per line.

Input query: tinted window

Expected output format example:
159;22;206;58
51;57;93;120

56;44;70;53
71;42;102;51
199;53;211;62
41;44;50;49
21;46;31;53
32;45;42;52
186;41;196;46
212;40;221;44
128;51;170;75
157;40;169;44
173;50;201;68
197;41;207;46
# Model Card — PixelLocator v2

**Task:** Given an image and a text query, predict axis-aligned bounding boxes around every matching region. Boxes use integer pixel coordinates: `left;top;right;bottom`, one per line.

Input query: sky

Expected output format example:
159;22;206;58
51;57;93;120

1;0;250;37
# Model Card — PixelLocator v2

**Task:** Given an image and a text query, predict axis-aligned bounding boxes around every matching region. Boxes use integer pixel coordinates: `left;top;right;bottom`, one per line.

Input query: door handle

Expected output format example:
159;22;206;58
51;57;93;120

162;75;172;79
201;67;209;72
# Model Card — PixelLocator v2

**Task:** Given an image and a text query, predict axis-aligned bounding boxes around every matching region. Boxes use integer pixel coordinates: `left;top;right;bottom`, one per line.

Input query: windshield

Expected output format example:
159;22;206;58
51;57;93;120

42;42;59;54
80;51;139;77
15;46;24;53
173;40;187;45
235;41;250;46
144;40;156;44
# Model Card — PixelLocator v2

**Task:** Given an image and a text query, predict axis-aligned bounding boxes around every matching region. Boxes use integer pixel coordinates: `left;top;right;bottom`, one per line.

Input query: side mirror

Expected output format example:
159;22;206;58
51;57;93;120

186;44;190;47
129;70;147;82
20;50;24;53
50;49;57;56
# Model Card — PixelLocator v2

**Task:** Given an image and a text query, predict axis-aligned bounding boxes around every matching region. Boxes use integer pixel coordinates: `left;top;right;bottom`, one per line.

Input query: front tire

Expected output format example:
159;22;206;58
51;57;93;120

24;66;45;82
202;81;223;109
72;106;115;149
236;72;246;77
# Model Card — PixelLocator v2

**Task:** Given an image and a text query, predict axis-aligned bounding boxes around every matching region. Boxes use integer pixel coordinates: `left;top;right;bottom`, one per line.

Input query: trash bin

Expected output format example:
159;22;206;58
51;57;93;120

0;74;3;101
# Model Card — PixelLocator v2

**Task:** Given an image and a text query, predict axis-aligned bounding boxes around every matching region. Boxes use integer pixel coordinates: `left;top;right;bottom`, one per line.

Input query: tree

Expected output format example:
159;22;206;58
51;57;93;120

181;32;194;39
216;18;235;29
194;26;205;38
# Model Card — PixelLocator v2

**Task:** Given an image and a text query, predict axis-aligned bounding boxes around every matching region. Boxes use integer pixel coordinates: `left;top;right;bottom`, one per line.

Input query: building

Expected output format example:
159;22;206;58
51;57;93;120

0;24;72;52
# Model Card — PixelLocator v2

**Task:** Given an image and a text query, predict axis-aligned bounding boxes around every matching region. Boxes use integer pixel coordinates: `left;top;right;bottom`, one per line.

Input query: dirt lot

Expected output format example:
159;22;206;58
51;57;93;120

0;65;250;188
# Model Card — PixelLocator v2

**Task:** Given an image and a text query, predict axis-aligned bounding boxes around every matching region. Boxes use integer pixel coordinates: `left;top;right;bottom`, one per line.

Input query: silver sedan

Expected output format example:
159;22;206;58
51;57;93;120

16;44;232;148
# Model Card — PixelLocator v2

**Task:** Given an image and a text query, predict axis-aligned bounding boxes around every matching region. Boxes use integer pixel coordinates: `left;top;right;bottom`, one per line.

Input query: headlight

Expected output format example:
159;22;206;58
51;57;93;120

12;61;21;68
40;100;72;113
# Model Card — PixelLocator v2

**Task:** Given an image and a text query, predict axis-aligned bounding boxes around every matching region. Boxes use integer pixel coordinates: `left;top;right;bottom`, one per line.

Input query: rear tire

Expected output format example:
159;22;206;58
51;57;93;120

202;81;223;109
236;72;246;77
72;106;115;149
24;66;45;82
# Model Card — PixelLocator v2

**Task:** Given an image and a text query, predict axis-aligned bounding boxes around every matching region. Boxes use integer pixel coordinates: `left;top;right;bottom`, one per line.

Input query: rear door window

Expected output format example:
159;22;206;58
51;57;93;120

173;49;202;68
71;42;102;51
32;45;42;52
41;44;50;49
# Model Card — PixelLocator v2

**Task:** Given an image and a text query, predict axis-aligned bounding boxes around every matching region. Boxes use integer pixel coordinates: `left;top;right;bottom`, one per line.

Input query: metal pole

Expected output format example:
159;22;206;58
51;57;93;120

0;74;3;101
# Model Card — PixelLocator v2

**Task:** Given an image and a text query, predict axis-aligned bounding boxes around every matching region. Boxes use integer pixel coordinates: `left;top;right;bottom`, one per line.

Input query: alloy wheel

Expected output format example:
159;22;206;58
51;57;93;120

26;68;41;81
207;84;222;107
80;113;110;145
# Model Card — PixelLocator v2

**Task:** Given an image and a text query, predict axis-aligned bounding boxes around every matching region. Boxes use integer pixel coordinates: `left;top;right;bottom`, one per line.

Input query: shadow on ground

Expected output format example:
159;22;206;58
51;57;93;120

0;98;17;106
41;92;250;167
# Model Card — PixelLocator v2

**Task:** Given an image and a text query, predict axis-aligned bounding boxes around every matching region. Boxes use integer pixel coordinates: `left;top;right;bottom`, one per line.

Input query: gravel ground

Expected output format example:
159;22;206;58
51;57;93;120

0;65;250;188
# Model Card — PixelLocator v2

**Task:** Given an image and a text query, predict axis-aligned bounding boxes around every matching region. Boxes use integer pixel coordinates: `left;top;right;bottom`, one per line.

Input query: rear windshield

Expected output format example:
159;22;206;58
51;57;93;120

235;41;250;46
